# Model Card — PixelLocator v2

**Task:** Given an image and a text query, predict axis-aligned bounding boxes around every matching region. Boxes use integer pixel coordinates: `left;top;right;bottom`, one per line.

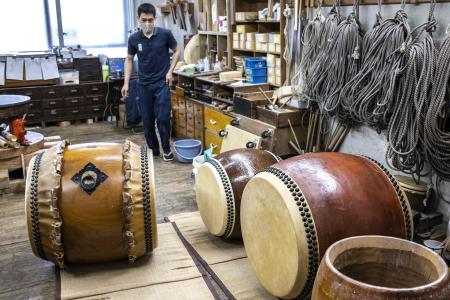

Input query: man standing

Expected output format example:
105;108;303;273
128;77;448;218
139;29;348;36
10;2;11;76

122;3;180;161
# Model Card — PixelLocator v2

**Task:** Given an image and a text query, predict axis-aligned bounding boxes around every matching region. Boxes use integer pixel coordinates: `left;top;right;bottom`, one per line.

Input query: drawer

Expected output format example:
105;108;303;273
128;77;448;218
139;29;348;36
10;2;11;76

205;129;223;154
195;129;204;141
63;86;84;97
186;114;194;126
27;111;41;121
171;93;178;107
44;108;65;119
85;83;107;95
28;100;42;111
186;100;194;114
79;70;102;82
41;86;64;99
65;97;84;107
2;87;41;100
65;107;84;118
85;95;104;106
74;57;101;69
195;119;204;132
186;127;195;139
204;106;232;133
178;97;186;108
85;105;104;115
42;98;64;109
194;103;203;116
175;125;186;137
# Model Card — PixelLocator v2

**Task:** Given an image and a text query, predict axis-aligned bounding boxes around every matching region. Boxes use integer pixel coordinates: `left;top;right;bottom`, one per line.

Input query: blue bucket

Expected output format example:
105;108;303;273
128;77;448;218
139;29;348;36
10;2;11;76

173;139;203;163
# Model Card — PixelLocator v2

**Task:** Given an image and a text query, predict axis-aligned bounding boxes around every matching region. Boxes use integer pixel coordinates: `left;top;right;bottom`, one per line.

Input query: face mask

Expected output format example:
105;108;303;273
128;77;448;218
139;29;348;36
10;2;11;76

140;21;154;34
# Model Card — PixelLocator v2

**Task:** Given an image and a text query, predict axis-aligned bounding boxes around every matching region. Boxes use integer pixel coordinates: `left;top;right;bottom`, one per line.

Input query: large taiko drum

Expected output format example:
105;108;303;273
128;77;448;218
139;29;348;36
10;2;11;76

312;235;450;299
25;140;157;267
195;149;280;239
240;153;414;299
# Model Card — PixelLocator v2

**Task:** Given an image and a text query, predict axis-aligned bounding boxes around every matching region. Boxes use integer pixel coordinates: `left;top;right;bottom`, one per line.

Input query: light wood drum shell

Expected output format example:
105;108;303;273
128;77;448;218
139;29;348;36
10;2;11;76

25;140;157;267
195;149;280;239
240;152;414;299
312;235;450;299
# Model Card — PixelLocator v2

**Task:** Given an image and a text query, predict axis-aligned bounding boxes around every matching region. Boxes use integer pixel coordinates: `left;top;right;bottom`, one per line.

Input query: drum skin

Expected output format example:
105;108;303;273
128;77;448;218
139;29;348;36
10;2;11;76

312;236;450;300
25;140;157;267
195;149;280;239
240;152;414;299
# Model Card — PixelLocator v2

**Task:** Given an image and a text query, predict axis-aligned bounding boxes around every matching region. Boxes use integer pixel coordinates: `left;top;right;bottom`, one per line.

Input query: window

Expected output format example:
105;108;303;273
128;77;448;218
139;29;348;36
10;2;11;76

0;0;130;53
60;0;128;48
0;1;50;52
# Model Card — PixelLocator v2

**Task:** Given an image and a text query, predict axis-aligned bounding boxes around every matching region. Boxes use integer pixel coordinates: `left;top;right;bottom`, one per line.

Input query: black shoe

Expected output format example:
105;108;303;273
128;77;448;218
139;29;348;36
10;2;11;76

163;151;174;161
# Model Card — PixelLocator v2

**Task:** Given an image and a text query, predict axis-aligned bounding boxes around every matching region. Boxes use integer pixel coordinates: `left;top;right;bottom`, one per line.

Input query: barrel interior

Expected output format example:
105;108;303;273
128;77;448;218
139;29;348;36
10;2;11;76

333;246;440;288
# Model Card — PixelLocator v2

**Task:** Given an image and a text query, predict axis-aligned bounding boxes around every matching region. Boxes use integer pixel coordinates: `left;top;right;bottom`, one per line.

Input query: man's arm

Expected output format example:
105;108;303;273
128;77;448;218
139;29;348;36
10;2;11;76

166;46;180;86
121;54;135;98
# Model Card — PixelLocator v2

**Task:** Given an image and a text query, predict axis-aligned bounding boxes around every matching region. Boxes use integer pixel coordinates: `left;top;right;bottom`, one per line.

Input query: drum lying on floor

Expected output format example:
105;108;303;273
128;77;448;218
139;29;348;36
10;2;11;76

312;235;450;300
25;140;157;267
240;152;414;299
195;149;280;239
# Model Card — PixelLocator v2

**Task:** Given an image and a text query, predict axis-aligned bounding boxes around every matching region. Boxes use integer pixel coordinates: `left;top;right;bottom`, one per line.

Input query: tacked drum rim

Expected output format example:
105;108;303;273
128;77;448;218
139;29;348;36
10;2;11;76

360;156;414;241
122;140;157;262
248;166;320;299
205;159;236;238
26;140;68;268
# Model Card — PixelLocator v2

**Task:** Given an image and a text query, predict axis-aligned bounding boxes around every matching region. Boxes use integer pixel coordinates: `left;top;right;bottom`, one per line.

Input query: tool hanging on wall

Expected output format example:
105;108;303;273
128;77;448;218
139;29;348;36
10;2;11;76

386;0;437;180
340;0;411;128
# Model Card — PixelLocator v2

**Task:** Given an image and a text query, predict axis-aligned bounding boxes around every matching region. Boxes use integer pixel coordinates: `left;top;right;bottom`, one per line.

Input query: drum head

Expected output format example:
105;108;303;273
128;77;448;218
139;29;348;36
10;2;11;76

394;175;427;194
195;162;229;236
241;172;309;299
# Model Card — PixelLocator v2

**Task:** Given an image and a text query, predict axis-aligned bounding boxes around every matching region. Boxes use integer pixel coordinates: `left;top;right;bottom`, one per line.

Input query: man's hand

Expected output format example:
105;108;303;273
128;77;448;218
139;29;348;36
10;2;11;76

121;84;129;100
166;72;173;86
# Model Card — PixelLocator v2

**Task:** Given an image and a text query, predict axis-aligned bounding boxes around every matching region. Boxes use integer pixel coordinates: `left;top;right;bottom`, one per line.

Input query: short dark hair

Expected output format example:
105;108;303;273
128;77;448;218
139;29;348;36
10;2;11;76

138;3;156;17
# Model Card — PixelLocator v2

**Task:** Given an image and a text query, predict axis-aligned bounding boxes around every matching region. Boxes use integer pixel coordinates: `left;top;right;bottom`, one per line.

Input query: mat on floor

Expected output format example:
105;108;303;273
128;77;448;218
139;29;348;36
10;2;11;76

167;211;276;300
58;223;217;300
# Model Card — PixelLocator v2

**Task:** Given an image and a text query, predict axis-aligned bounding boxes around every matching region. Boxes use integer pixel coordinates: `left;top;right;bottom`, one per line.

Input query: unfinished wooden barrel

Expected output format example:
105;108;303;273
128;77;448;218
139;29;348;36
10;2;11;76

312;235;450;299
25;140;157;267
240;153;414;299
195;149;280;239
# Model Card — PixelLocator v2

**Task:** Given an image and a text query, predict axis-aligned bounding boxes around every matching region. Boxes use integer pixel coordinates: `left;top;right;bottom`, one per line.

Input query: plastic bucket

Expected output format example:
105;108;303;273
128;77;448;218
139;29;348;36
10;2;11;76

173;139;202;163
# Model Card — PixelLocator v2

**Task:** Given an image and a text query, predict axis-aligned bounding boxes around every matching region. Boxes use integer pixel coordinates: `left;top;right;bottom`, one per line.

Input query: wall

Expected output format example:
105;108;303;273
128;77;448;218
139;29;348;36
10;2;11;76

308;3;450;219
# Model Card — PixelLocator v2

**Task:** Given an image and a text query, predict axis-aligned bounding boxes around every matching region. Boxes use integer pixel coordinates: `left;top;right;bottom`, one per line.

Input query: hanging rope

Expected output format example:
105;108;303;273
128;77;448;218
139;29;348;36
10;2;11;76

424;26;450;181
386;0;437;180
339;6;411;128
283;4;294;85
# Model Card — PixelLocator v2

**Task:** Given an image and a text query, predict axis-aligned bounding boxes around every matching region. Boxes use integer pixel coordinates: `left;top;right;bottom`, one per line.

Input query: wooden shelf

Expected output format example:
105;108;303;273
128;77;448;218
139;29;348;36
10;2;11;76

233;48;281;56
198;31;228;36
235;20;280;24
269;83;281;87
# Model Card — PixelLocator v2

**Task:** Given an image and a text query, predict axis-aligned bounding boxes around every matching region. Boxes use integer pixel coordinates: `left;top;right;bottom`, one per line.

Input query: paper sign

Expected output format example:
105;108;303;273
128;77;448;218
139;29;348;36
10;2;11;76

41;56;59;80
0;62;5;85
6;57;24;80
25;57;43;80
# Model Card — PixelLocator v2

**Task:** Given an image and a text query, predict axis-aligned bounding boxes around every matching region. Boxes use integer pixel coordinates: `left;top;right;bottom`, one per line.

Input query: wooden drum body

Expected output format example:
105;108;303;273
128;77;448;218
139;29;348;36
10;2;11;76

312;236;450;299
195;149;280;239
25;140;157;267
240;153;414;299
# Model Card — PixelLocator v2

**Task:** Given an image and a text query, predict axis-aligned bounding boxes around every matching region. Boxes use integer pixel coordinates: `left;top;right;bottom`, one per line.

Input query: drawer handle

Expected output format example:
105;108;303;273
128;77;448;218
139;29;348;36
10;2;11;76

92;97;99;102
71;99;79;103
48;91;56;95
70;89;78;93
29;103;34;107
51;111;57;115
93;108;100;111
92;88;99;91
49;101;56;105
209;119;217;125
219;130;228;137
72;110;79;113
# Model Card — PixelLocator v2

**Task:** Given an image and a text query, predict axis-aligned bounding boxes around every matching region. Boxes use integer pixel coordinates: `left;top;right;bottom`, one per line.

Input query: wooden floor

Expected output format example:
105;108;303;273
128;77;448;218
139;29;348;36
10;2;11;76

0;121;199;299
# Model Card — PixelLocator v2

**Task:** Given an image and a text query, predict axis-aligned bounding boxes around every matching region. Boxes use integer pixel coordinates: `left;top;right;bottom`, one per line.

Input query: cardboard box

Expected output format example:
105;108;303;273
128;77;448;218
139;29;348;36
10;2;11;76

239;40;245;49
269;33;281;44
233;32;240;40
275;43;281;54
235;12;258;21
236;24;257;33
246;41;256;50
246;32;255;41
275;58;281;67
256;42;268;52
255;33;269;43
275;67;281;77
268;43;276;53
267;67;275;77
233;40;240;49
239;33;246;41
266;54;276;67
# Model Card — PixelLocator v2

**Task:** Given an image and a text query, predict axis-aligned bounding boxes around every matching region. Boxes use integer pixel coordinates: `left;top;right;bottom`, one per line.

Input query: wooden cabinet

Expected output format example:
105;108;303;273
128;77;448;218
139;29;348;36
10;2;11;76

0;82;107;124
204;106;232;133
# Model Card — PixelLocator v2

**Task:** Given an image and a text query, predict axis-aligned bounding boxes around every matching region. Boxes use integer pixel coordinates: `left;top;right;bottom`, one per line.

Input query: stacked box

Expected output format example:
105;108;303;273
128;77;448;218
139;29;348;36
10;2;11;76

256;42;268;51
235;12;258;21
246;41;256;50
236;24;257;33
266;54;276;67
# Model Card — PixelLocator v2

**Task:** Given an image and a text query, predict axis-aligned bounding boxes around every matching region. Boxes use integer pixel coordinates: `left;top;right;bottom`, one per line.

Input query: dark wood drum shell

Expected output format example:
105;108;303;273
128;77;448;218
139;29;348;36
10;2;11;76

195;149;280;239
312;235;450;299
240;152;413;299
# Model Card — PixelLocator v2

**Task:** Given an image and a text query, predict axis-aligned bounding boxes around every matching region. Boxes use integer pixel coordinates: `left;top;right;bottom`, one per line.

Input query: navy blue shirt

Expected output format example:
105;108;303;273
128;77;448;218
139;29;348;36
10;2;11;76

128;27;177;85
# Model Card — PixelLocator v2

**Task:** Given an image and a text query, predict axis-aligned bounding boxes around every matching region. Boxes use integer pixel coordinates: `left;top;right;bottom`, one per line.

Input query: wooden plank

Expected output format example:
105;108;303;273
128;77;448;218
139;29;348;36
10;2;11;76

0;149;45;170
43;135;62;142
0;131;44;160
0;170;9;190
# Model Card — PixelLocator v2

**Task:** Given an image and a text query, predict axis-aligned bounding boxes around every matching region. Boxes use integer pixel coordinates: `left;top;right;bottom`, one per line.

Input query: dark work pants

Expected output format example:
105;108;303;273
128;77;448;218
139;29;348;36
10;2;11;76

138;80;171;155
